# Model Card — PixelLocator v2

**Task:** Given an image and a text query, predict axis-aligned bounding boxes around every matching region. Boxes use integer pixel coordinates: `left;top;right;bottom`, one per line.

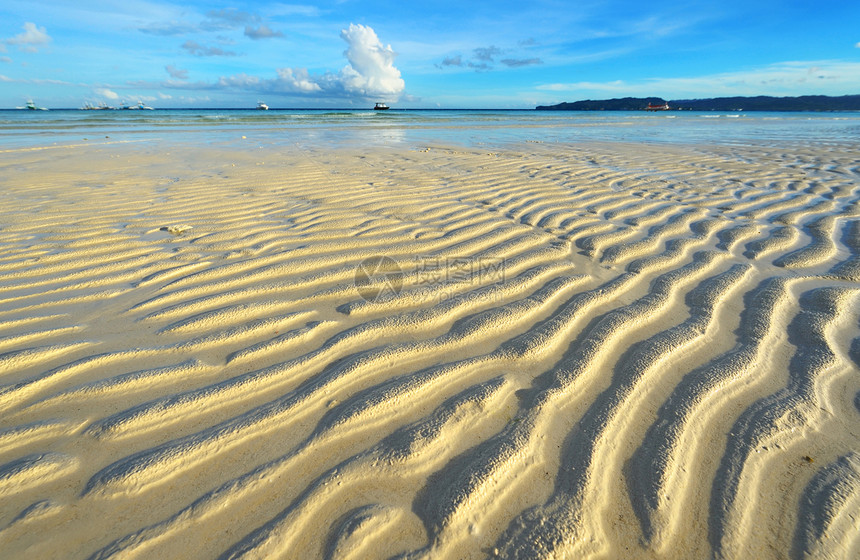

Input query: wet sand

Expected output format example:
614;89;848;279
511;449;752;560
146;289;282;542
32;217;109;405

1;138;859;559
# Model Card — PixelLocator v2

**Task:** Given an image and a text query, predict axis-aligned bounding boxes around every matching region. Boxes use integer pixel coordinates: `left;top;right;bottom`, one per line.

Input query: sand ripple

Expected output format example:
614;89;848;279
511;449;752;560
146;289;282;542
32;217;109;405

0;141;858;559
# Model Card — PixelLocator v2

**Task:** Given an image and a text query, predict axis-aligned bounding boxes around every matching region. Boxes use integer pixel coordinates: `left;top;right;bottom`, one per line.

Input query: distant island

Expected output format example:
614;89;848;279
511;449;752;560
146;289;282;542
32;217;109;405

536;94;860;112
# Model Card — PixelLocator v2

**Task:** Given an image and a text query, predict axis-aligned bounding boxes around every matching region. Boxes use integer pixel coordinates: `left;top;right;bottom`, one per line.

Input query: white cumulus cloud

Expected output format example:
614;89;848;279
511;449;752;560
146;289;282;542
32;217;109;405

337;23;404;97
94;88;119;100
208;23;405;101
275;67;322;93
5;22;51;53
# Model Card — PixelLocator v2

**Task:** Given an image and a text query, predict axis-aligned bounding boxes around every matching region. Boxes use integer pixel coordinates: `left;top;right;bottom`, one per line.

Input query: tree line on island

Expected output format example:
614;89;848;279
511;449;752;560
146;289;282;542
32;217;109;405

536;94;860;111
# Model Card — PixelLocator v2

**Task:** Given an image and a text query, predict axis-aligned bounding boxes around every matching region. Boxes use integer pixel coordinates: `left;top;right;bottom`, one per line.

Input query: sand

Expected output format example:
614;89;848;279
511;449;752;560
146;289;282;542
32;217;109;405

0;137;859;559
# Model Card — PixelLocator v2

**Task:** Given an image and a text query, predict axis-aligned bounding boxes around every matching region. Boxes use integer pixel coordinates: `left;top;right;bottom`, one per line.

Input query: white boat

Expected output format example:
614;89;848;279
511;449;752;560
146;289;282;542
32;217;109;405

120;101;154;110
18;99;47;110
257;101;269;110
374;102;389;110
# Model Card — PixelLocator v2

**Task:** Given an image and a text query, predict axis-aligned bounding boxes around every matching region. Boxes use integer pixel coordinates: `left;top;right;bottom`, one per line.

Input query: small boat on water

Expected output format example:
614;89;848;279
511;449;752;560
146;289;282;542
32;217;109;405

257;101;269;110
645;101;670;111
119;101;154;110
82;101;114;110
373;102;389;110
18;99;48;110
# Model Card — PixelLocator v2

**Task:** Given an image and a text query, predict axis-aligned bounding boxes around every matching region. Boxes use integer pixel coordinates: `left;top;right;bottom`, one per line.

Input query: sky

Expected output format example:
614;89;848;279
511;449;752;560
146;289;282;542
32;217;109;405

1;0;859;109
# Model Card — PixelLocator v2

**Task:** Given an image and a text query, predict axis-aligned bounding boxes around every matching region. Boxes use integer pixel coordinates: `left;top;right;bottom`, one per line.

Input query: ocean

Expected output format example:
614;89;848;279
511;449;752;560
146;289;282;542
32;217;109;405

1;108;859;151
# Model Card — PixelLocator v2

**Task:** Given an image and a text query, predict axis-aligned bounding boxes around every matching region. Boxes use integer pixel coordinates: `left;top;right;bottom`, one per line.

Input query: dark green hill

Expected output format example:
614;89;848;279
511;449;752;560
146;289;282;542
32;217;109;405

536;94;860;111
536;97;667;111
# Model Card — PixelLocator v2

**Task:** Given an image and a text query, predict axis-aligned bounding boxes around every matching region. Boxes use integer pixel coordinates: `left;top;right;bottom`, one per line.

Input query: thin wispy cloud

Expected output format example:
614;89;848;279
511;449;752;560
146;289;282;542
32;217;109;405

2;77;72;86
182;41;237;57
206;8;258;25
501;58;542;68
473;46;502;62
138;21;195;36
202;8;259;31
166;65;189;80
439;42;540;72
138;8;263;36
268;4;321;17
244;25;284;40
537;60;860;98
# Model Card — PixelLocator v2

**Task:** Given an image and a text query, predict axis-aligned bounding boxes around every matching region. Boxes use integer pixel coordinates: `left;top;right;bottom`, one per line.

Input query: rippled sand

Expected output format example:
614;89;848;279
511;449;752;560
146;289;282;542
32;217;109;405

1;138;859;559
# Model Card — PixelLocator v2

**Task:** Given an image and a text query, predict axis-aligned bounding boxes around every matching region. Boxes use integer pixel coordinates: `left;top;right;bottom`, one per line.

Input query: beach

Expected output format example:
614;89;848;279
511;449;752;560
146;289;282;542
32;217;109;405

1;112;859;559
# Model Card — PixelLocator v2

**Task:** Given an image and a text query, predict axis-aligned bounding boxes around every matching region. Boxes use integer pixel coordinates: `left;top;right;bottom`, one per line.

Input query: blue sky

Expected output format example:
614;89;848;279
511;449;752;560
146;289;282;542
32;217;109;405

1;0;859;108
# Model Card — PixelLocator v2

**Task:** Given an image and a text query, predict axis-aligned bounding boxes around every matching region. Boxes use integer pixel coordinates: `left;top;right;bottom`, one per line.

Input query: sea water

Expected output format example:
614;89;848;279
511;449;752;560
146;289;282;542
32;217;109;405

1;108;858;151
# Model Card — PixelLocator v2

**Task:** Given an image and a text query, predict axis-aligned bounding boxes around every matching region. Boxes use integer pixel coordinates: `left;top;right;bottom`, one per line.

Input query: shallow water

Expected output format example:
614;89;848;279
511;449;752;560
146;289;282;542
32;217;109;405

1;108;858;151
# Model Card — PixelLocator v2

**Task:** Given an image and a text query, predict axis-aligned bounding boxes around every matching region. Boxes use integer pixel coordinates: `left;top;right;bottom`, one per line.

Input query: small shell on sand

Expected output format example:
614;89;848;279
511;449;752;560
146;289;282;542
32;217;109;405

160;225;193;235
